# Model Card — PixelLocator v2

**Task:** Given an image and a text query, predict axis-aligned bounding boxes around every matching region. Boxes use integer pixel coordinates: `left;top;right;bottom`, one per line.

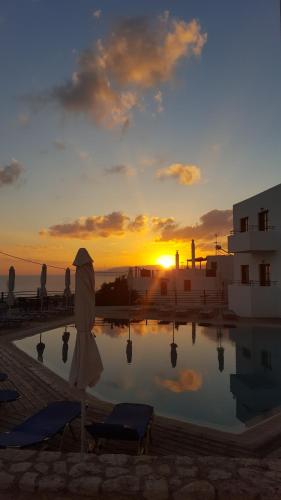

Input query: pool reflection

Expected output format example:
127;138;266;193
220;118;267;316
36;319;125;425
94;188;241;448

15;321;281;432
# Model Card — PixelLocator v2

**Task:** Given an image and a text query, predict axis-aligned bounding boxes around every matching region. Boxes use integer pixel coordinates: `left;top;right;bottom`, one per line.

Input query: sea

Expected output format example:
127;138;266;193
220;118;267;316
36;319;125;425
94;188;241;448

0;271;126;295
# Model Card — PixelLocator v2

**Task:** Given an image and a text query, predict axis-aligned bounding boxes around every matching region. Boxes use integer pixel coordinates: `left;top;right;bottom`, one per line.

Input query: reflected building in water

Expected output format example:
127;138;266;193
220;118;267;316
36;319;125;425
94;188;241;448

230;326;281;423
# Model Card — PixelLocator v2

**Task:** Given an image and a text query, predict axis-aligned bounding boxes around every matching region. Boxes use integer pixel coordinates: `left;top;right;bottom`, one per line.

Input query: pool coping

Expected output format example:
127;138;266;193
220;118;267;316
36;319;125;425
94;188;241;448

2;311;281;456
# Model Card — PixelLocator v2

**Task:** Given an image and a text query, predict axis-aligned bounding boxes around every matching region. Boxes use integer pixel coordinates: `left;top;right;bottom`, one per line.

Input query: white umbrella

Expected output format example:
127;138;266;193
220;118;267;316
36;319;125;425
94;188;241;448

64;267;71;297
40;264;47;311
6;266;15;307
69;248;103;454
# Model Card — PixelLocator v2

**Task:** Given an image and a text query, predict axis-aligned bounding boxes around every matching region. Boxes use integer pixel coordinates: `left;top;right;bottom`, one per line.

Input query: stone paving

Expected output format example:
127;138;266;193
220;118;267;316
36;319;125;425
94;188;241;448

1;449;281;499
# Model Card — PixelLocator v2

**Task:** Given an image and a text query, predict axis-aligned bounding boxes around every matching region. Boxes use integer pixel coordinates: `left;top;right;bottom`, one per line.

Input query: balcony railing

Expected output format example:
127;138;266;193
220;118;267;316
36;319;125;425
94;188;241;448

231;280;279;287
230;225;277;235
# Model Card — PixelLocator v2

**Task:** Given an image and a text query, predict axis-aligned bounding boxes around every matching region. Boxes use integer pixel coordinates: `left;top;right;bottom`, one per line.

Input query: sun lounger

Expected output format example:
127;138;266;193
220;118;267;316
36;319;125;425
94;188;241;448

0;400;80;449
0;389;19;403
86;403;154;454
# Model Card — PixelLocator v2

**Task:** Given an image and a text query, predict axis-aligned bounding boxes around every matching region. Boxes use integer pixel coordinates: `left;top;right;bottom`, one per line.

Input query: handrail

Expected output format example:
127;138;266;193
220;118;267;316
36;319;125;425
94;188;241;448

230;225;277;235
231;280;279;287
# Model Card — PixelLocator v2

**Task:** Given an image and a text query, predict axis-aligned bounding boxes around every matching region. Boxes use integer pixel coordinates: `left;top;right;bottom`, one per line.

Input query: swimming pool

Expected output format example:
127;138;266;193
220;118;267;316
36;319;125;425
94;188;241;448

14;320;281;433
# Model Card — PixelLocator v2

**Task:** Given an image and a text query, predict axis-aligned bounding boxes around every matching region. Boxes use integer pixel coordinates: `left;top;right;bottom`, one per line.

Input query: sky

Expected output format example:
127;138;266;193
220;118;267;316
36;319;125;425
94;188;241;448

0;0;280;273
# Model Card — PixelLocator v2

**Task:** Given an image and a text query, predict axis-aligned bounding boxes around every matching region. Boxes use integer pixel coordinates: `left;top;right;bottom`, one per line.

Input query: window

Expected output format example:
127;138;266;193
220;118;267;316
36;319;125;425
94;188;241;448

160;280;168;296
184;280;191;291
242;347;251;359
258;210;269;231
259;263;270;286
261;350;272;370
241;265;249;284
206;261;217;277
240;217;249;232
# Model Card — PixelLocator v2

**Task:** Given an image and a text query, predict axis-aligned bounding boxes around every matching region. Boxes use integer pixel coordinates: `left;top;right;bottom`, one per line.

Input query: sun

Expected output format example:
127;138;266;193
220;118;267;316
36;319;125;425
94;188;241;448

156;255;174;269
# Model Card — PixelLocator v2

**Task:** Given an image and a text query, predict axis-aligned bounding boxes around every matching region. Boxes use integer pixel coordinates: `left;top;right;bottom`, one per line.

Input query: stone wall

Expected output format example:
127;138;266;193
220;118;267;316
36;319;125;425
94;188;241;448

1;449;281;499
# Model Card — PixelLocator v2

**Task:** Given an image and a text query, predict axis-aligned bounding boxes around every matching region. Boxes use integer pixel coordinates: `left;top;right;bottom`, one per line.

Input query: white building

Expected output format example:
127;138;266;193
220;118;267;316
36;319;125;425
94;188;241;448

128;243;233;309
228;184;281;318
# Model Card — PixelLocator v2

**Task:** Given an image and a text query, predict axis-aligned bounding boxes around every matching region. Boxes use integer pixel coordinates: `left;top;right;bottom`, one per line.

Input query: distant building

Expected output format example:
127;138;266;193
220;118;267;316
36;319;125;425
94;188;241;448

228;184;281;318
128;241;233;309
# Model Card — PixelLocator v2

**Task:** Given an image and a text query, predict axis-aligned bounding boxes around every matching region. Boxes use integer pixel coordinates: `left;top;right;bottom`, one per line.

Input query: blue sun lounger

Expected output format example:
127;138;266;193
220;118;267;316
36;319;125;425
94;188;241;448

0;389;19;403
0;401;81;449
86;403;154;454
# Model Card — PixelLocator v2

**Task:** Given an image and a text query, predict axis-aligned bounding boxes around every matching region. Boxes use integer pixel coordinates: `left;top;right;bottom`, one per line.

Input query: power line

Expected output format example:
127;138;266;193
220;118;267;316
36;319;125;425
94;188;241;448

0;250;67;271
0;250;128;274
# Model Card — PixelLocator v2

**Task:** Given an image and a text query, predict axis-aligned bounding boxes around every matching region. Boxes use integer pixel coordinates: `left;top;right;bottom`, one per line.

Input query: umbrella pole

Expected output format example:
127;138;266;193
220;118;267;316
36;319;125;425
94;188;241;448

80;390;86;457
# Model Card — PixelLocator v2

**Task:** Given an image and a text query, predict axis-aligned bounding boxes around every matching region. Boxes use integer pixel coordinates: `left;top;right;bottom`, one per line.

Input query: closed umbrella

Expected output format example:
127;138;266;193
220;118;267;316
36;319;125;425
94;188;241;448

170;322;178;368
69;248;103;454
6;266;15;307
64;267;71;297
62;326;70;364
126;322;132;364
40;264;47;311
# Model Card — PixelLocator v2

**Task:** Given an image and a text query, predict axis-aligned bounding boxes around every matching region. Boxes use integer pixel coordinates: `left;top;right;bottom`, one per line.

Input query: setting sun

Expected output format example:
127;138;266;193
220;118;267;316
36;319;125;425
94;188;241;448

156;255;174;269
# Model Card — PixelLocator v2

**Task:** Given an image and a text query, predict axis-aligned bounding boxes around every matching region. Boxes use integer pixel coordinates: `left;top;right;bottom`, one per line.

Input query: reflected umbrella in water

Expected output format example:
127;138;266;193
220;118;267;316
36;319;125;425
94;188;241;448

217;327;224;372
62;326;70;364
64;267;71;307
170;321;178;368
36;333;45;363
192;322;196;345
126;321;132;364
69;248;103;454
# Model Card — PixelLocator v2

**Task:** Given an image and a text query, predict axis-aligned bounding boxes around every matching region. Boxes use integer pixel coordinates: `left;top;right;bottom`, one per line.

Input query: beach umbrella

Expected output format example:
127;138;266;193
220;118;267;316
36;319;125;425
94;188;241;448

64;267;71;297
170;322;178;368
39;264;47;311
62;326;70;363
126;322;132;364
36;333;45;363
217;327;224;372
6;266;15;307
192;322;196;345
69;248;103;454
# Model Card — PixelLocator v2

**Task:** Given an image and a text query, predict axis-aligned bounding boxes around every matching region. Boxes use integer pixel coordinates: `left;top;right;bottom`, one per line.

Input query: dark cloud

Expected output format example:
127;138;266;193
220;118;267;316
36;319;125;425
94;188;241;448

104;164;134;176
41;211;147;239
53;140;66;150
153;209;232;242
0;159;24;187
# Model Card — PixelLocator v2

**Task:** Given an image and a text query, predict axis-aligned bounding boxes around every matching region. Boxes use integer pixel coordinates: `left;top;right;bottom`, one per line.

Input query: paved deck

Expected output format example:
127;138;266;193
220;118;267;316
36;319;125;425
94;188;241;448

1;315;281;457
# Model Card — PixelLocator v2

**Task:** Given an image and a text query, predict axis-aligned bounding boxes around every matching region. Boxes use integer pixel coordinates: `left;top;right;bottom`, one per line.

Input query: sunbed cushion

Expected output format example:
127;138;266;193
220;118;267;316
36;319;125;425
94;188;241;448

86;403;154;441
0;401;81;448
0;390;19;403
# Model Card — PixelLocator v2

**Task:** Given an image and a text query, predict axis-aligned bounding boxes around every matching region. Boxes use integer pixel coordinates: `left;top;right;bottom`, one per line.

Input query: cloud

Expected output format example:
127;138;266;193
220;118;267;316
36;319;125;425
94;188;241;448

78;150;90;161
104;164;135;176
0;159;24;187
49;15;206;129
127;214;148;232
17;112;31;127
92;9;101;19
155;369;202;393
154;90;164;113
41;211;147;239
53;140;66;150
156;163;201;185
154;209;233;242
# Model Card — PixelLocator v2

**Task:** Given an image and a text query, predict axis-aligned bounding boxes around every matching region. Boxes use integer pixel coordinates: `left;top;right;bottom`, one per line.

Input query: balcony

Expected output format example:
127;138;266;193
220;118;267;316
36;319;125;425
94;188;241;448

228;226;280;253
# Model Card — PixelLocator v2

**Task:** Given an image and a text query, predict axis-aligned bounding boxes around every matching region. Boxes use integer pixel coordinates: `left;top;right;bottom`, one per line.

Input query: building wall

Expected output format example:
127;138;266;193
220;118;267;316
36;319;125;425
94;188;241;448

228;184;281;318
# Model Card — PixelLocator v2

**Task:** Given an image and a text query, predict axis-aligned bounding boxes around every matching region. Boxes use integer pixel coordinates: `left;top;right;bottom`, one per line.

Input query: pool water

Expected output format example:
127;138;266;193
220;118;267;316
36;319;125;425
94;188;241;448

14;320;281;433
